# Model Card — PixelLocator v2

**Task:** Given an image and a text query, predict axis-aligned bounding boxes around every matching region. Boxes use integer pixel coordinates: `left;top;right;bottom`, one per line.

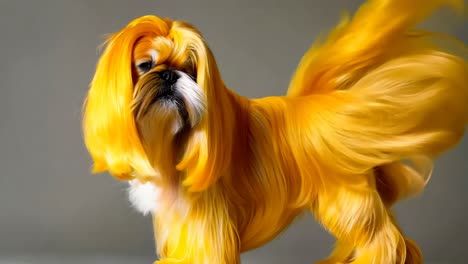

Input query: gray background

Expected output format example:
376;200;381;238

0;0;467;263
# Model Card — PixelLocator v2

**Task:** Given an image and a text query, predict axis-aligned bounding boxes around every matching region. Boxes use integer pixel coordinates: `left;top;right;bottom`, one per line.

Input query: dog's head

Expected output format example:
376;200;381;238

82;16;234;191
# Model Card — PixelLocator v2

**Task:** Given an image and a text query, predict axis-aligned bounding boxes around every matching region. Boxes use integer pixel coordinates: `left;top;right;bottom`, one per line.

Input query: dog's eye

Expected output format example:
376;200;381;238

137;60;154;73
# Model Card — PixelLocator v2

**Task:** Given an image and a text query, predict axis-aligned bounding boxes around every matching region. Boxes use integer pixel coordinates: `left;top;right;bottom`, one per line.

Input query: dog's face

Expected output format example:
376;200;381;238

132;38;205;134
82;16;233;190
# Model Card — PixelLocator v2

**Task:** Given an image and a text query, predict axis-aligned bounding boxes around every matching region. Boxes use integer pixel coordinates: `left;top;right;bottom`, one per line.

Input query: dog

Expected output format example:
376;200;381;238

81;0;468;263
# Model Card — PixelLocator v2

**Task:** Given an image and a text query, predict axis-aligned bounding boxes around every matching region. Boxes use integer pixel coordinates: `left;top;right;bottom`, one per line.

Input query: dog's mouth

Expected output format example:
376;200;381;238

157;89;190;126
154;84;181;103
137;87;189;126
132;71;186;119
156;85;176;100
132;70;206;133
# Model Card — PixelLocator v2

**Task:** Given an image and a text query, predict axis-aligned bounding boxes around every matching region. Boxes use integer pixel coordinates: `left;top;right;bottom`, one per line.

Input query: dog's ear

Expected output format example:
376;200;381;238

171;22;235;192
82;16;169;179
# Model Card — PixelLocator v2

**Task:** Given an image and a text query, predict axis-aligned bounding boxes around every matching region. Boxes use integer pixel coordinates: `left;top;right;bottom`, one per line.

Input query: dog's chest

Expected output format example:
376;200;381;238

127;179;162;215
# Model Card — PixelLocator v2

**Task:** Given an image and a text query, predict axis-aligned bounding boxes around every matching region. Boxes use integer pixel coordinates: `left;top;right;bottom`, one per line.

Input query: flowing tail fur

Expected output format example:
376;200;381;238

286;1;467;262
288;0;468;200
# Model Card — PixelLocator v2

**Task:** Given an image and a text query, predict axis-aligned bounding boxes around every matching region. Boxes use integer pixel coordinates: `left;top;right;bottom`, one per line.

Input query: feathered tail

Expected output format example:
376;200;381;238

287;0;465;96
288;0;468;202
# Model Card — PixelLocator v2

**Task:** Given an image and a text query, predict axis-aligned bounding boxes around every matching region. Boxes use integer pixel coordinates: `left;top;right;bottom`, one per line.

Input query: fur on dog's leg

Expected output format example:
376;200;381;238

316;162;428;264
152;216;241;264
315;240;355;264
375;174;425;264
151;191;240;264
387;211;424;264
379;174;424;264
401;238;423;264
313;178;408;264
314;194;423;264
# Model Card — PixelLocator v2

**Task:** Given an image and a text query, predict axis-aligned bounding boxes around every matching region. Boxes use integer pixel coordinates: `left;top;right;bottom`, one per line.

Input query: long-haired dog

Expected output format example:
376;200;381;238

81;0;468;263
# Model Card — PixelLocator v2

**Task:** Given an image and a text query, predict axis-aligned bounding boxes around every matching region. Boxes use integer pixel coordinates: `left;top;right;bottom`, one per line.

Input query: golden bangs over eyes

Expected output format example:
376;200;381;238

82;16;172;179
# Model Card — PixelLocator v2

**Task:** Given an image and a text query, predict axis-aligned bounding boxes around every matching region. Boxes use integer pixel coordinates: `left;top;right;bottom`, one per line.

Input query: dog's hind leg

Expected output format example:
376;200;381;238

315;212;421;264
312;176;419;264
387;211;423;264
315;240;355;264
374;162;427;263
315;206;422;264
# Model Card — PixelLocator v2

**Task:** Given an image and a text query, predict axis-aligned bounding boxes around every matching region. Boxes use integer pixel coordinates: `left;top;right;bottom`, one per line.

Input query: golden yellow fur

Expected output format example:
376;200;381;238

82;0;468;263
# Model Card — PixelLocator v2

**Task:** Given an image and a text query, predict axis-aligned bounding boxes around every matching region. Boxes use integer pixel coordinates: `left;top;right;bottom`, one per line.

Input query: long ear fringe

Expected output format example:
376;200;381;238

178;59;235;192
82;16;170;179
171;25;235;192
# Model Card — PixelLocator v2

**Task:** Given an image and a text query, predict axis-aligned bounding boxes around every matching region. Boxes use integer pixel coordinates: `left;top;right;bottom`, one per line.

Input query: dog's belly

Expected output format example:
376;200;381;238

238;206;304;252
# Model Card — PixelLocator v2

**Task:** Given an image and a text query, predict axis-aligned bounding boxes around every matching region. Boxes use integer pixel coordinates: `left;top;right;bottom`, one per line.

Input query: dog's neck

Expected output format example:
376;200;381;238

223;87;253;168
207;86;267;183
163;84;282;197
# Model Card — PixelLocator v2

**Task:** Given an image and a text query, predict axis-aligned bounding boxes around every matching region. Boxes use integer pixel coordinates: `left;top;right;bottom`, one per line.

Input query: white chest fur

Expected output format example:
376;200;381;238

127;179;162;215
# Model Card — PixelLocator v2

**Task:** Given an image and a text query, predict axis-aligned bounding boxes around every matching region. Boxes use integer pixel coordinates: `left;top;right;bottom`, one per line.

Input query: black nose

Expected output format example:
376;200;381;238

159;70;179;84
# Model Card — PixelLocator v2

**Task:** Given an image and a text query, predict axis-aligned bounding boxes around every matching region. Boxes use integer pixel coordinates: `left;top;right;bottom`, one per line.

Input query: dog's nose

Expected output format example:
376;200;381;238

159;70;179;84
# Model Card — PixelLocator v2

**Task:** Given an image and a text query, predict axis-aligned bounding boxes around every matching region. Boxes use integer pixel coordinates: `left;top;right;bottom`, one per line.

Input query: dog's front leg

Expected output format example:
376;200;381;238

152;206;240;264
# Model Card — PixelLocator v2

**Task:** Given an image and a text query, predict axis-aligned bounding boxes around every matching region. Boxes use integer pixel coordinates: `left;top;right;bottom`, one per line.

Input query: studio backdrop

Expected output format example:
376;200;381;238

0;0;467;263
